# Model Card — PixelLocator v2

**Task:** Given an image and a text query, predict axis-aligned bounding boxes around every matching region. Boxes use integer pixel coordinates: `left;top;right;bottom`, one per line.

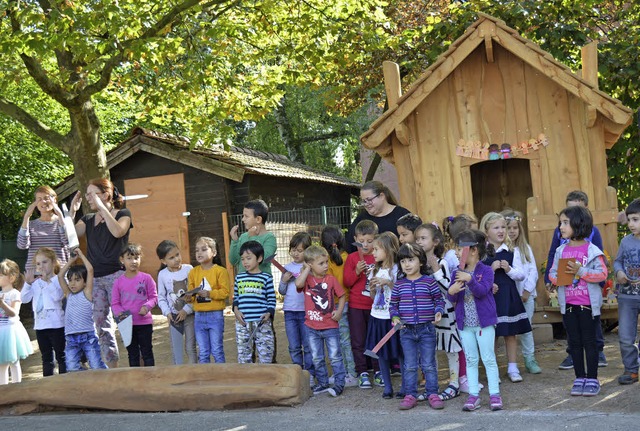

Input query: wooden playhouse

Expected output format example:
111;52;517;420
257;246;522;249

361;13;633;320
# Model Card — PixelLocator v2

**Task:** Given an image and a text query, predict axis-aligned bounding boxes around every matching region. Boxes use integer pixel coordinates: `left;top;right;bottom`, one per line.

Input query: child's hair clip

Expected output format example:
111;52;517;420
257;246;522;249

505;215;522;222
431;221;440;229
456;240;478;247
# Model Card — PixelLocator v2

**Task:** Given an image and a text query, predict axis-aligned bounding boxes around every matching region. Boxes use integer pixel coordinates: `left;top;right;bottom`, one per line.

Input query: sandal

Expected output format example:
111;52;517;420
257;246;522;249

438;384;460;401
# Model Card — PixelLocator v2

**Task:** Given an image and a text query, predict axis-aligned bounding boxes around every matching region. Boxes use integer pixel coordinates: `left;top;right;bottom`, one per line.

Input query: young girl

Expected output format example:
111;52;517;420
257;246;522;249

0;259;33;384
549;205;607;396
22;247;66;376
58;249;107;371
111;243;158;367
187;237;230;364
448;229;502;411
365;232;404;398
442;214;476;273
502;209;542;374
415;223;464;401
156;240;196;365
480;212;531;383
279;232;314;382
321;226;358;387
390;243;445;411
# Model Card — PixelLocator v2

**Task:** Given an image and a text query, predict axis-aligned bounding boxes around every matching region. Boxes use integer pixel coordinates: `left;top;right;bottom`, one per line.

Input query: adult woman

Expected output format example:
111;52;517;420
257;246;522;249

346;181;410;252
70;178;133;368
17;186;69;271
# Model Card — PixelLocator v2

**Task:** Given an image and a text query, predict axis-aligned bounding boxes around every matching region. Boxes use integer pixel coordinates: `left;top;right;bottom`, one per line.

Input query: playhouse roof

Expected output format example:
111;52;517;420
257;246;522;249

55;127;359;200
361;13;633;153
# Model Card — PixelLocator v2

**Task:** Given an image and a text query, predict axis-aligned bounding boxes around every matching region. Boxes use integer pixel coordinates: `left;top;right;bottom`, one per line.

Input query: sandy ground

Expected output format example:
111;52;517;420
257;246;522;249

17;305;639;414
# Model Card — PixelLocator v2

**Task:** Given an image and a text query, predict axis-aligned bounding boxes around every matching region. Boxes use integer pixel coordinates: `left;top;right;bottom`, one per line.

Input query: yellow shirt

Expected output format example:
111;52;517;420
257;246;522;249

187;264;230;312
328;251;350;303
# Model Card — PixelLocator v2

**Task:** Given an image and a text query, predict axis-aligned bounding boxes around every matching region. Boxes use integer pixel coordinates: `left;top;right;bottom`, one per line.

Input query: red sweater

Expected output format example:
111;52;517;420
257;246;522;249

343;251;376;310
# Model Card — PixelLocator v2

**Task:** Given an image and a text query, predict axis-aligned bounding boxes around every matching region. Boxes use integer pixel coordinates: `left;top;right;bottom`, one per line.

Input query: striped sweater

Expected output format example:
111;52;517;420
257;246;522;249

390;275;445;325
17;220;69;271
232;271;276;322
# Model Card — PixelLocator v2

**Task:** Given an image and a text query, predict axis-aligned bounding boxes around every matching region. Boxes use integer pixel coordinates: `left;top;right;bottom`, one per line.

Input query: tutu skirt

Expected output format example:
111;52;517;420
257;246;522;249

365;316;402;361
0;321;34;364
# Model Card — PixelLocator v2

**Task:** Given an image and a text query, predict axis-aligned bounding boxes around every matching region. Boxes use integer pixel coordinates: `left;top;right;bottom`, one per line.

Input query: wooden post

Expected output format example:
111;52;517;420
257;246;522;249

581;41;599;89
221;212;235;300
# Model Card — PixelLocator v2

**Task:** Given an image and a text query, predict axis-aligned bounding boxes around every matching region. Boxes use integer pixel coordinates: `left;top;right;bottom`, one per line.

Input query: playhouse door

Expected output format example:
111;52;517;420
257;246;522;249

124;173;190;278
470;159;533;229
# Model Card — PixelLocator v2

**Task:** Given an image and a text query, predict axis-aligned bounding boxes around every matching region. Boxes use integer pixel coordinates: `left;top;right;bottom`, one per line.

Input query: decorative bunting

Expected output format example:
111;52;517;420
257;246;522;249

456;134;549;160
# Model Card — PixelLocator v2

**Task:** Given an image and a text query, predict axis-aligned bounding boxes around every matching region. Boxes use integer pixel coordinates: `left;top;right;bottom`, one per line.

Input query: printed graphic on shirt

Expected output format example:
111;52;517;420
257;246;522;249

362;263;376;297
196;277;212;303
306;281;335;321
618;247;640;295
373;285;391;311
563;246;589;301
170;278;188;310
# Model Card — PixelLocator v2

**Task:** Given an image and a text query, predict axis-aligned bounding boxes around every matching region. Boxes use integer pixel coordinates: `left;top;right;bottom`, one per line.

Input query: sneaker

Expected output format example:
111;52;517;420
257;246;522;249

489;394;503;411
382;392;393;399
558;355;574;370
462;395;481;411
390;364;401;375
327;386;343;397
417;391;428;402
312;384;330;395
524;356;542;374
358;372;372;389
345;374;359;387
399;394;417;410
618;371;639;385
582;378;600;396
508;371;523;383
395;392;405;399
570;378;585;396
428;393;444;410
598;351;608;367
374;371;384;387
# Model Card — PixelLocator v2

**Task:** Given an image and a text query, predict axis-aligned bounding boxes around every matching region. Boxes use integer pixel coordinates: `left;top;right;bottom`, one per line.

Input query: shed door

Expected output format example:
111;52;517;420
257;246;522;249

470;159;533;230
124;173;189;278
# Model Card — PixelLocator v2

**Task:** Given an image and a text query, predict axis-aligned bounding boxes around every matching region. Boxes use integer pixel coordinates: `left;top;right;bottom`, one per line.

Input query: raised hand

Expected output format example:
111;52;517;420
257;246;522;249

230;225;239;241
70;191;82;213
25;269;36;284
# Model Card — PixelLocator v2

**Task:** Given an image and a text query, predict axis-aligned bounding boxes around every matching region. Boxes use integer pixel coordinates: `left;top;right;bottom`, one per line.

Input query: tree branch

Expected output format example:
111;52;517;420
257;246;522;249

0;97;68;150
295;130;350;144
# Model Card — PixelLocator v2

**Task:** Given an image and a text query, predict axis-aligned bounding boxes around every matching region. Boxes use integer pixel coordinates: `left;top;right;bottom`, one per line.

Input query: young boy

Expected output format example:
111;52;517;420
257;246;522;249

343;219;379;389
614;198;640;385
232;241;276;364
544;190;607;369
229;199;277;275
396;213;423;245
295;245;346;396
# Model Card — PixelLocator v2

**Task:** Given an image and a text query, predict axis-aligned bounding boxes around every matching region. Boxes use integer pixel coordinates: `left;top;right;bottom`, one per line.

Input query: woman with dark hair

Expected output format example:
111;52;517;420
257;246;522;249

17;185;69;270
346;181;410;252
69;178;133;368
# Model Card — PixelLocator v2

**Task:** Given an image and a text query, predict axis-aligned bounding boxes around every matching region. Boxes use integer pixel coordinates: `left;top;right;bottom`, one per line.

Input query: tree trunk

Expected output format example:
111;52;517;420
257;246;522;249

274;94;305;164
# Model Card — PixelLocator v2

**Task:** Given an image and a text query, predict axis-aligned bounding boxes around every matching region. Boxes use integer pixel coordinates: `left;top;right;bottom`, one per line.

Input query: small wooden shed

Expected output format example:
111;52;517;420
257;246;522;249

361;13;633;310
57;127;358;277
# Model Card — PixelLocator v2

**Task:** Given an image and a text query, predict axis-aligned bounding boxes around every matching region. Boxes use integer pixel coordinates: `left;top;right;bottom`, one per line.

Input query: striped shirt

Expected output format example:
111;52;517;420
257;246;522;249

390;275;445;325
232;272;276;322
65;291;96;335
17;220;70;271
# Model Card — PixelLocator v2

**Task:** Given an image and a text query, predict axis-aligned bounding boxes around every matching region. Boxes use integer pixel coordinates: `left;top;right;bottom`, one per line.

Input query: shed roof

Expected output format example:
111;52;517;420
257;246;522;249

361;13;633;153
56;127;359;200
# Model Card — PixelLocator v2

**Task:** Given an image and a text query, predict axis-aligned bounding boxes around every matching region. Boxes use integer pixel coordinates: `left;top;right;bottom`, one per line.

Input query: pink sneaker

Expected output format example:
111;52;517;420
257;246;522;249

428;393;444;409
462;395;481;411
490;394;503;411
399;394;417;410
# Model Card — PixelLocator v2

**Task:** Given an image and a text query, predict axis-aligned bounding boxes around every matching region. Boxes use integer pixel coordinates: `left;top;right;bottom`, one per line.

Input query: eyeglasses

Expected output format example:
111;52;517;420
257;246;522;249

360;193;381;206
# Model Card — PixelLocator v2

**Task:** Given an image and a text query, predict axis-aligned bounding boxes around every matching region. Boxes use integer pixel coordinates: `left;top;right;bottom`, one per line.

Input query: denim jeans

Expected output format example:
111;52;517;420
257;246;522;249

459;325;500;396
65;331;107;371
307;327;345;389
338;302;357;376
618;296;640;373
195;310;225;363
563;304;599;379
284;311;314;375
399;322;437;398
519;296;536;357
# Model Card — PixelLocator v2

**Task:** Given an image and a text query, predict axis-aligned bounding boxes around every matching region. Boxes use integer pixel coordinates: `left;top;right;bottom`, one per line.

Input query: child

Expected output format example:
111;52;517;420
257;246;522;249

22;247;66;376
295;245;346;397
390;243;445;410
321;225;358;387
156;240;196;365
549;205;607;396
343;219;378;389
279;232;314;381
396;213;423;245
614;198;640;385
0;259;33;384
365;232;404;398
187;236;230;364
111;243;158;367
415;223;464;401
58;249;107;371
448;229;502;411
442;214;476;272
502;209;542;374
232;241;276;364
545;190;607;369
480;212;531;382
229;199;277;275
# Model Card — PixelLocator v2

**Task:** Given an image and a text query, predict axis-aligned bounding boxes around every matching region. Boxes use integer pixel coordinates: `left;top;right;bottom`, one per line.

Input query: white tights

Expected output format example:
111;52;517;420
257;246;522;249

0;361;22;384
446;351;460;387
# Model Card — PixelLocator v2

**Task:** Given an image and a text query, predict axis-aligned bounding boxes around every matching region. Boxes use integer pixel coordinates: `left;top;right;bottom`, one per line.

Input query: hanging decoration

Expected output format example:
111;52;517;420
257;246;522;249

456;134;549;160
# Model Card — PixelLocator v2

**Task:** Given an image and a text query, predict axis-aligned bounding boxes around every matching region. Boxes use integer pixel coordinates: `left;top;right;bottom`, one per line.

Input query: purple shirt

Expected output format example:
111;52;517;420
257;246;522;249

390;275;445;325
447;262;497;330
111;272;158;326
